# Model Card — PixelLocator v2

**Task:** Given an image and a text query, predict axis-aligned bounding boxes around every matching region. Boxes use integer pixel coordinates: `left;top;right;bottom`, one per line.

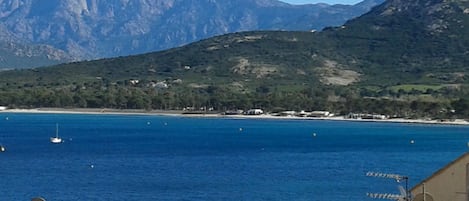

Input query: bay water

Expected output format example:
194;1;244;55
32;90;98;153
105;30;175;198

0;113;468;201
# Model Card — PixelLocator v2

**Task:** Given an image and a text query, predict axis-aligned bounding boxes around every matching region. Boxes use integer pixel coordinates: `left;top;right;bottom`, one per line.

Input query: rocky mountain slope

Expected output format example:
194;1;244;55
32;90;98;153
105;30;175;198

0;0;383;68
0;24;72;69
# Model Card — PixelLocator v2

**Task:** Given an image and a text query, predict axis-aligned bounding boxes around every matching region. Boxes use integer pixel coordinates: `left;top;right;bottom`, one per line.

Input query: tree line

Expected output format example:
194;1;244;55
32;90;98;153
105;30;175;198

1;82;469;119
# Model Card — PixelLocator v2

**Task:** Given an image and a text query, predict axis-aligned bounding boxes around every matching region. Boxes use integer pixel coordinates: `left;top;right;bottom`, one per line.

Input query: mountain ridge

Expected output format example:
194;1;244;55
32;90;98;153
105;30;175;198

4;0;467;85
0;23;72;69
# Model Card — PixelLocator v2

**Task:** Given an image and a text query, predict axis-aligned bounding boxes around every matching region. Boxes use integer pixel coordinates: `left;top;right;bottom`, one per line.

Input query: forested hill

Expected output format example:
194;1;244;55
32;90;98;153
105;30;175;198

321;0;469;84
1;0;469;119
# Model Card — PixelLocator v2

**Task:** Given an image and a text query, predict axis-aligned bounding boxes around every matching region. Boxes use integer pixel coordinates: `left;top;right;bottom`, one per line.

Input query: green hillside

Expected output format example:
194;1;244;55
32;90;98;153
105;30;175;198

1;0;469;118
322;0;469;85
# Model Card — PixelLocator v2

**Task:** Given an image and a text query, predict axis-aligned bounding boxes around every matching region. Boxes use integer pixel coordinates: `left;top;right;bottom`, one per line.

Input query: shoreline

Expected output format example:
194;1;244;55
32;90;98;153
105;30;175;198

1;108;469;126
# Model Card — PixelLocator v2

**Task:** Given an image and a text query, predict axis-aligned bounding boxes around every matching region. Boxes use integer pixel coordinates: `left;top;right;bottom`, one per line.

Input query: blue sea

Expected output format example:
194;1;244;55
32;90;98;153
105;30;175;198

1;113;468;201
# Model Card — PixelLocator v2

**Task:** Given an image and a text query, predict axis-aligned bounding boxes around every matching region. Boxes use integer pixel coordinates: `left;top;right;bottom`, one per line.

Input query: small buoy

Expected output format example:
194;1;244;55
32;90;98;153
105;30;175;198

164;122;168;126
5;117;9;120
147;121;151;125
239;128;243;132
0;146;5;152
312;133;317;137
90;164;94;169
410;140;415;144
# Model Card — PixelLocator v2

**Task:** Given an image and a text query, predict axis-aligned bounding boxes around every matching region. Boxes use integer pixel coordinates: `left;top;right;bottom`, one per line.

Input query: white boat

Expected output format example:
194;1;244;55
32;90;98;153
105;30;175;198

50;123;63;144
0;136;5;152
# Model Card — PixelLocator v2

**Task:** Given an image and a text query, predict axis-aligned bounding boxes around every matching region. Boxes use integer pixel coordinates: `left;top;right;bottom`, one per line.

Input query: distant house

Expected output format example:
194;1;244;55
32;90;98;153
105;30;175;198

362;114;387;120
346;113;361;119
151;81;168;89
297;110;308;117
0;106;7;111
308;111;331;117
129;79;139;85
411;152;469;201
245;109;263;115
346;113;387;120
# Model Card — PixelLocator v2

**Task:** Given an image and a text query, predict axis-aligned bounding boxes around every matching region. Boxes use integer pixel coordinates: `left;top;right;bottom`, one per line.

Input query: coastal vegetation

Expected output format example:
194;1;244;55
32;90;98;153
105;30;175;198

1;77;469;120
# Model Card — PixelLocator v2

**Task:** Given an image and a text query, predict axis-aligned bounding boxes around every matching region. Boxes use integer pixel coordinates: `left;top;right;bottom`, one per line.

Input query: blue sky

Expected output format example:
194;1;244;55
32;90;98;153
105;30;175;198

280;0;362;5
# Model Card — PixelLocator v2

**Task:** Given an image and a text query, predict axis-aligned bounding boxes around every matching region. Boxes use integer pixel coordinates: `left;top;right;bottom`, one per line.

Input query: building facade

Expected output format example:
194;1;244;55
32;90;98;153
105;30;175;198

411;152;469;201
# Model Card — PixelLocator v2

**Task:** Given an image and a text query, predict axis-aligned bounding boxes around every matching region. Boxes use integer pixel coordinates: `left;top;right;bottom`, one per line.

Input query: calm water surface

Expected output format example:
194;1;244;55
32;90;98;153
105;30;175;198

0;113;468;201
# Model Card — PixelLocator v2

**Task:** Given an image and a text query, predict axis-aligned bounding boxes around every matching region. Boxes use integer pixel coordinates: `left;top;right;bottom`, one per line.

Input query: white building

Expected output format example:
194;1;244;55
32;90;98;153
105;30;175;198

246;109;264;115
309;111;331;117
129;79;140;85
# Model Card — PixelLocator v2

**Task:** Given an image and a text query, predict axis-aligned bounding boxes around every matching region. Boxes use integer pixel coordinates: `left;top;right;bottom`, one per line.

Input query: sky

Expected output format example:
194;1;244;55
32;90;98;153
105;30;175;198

280;0;362;5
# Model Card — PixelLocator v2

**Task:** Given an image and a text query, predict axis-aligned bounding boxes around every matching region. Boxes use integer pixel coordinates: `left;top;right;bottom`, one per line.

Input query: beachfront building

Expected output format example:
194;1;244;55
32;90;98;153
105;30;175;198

245;109;264;115
0;106;7;111
308;111;331;117
411;152;469;201
346;113;387;120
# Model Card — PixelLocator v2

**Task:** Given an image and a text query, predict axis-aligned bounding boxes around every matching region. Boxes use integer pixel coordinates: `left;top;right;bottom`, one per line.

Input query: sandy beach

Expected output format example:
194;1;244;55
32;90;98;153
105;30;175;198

1;107;469;126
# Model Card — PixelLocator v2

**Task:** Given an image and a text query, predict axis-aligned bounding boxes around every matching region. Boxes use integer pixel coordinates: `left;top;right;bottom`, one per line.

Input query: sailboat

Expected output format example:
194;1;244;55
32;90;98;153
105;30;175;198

50;123;63;144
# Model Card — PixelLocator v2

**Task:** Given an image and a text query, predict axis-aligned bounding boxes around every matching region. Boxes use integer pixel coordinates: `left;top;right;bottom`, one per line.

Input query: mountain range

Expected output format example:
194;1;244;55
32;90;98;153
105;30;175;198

2;0;468;86
0;0;383;69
